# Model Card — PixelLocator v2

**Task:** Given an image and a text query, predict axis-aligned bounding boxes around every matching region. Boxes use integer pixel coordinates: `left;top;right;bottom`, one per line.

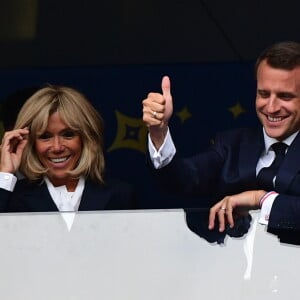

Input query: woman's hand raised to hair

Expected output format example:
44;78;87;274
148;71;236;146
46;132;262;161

0;128;29;174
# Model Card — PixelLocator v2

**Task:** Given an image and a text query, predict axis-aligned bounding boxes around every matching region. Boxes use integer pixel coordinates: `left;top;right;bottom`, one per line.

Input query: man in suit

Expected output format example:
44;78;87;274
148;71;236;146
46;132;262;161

142;41;300;244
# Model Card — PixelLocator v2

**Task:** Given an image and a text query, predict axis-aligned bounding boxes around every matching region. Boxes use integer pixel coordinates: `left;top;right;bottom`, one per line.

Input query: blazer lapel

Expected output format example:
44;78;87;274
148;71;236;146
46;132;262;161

276;132;300;192
78;180;110;210
22;182;58;211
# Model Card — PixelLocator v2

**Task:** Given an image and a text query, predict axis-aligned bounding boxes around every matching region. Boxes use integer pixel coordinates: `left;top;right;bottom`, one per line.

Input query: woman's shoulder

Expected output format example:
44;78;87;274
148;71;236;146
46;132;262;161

15;178;44;190
87;177;134;193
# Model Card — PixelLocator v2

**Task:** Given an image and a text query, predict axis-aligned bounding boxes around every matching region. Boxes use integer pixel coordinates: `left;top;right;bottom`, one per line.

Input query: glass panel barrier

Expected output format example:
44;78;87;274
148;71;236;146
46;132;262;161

0;210;298;300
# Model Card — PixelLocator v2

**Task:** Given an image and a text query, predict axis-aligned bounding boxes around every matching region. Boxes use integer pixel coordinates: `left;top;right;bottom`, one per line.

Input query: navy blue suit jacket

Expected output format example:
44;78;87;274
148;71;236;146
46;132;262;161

0;177;136;212
149;127;300;243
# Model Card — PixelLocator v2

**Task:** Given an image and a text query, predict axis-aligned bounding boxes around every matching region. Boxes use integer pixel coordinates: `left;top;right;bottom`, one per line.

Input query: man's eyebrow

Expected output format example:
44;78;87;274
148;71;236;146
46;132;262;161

277;91;296;97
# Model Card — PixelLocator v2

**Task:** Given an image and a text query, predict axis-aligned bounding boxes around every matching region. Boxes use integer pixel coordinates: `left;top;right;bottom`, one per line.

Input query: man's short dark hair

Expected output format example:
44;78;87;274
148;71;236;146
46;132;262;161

255;41;300;75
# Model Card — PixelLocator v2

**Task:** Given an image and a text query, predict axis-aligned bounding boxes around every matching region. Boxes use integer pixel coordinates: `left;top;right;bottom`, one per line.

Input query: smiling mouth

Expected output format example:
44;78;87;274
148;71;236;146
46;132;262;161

267;115;284;122
49;156;70;163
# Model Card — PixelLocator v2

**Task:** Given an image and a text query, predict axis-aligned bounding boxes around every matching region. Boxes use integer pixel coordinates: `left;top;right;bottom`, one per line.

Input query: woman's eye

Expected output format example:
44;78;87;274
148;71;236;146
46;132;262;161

38;133;51;140
62;131;76;138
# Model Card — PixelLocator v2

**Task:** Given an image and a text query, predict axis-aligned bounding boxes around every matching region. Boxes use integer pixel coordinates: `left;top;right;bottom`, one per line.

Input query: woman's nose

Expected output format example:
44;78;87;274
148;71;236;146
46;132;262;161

52;136;64;151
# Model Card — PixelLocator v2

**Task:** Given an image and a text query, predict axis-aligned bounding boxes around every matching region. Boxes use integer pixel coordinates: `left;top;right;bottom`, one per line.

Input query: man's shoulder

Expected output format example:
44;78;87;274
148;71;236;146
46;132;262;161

216;127;262;140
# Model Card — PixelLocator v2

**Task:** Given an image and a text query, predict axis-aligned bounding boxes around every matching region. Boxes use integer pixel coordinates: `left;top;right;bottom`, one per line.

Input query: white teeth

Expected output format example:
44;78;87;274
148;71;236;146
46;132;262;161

50;157;68;163
268;116;282;122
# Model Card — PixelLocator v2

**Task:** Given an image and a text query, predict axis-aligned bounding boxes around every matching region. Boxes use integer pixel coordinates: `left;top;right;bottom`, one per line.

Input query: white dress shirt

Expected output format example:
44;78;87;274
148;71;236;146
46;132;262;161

44;176;85;211
0;172;17;191
148;127;299;225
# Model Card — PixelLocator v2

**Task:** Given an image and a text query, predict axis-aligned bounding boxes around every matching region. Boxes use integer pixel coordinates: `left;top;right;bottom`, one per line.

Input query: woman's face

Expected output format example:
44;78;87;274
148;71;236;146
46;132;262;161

35;112;82;190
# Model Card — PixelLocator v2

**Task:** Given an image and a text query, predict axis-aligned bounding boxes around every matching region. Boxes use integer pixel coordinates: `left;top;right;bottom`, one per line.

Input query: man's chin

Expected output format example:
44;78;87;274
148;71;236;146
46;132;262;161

264;127;285;140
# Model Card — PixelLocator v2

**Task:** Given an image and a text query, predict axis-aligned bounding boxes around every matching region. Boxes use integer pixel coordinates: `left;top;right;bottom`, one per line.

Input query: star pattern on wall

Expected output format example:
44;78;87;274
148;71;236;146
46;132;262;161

176;106;192;123
108;107;193;153
228;102;246;118
107;110;148;153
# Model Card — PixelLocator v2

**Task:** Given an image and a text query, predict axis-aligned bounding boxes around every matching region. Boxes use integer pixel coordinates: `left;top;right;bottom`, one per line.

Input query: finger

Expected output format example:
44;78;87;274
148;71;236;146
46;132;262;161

225;206;235;228
217;207;227;232
142;95;164;118
161;76;171;99
9;135;27;153
142;106;162;125
150;109;166;120
15;138;28;156
208;206;218;229
161;76;173;110
2;129;29;144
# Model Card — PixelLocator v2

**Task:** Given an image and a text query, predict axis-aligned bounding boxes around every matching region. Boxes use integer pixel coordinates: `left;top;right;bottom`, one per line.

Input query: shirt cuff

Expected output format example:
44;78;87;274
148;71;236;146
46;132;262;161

0;172;17;191
148;128;176;169
258;191;278;225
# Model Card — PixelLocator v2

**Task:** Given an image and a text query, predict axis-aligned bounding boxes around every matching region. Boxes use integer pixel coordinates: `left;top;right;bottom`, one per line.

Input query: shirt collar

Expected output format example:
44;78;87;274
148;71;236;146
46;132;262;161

44;176;85;211
262;128;299;153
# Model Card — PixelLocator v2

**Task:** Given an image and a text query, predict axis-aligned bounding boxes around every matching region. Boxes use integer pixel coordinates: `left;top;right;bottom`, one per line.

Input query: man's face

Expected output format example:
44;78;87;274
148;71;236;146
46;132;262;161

256;60;300;141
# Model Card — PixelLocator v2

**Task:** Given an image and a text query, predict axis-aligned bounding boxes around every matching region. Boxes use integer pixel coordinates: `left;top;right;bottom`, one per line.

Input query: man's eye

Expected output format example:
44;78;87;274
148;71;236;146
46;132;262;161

258;91;269;98
279;94;294;100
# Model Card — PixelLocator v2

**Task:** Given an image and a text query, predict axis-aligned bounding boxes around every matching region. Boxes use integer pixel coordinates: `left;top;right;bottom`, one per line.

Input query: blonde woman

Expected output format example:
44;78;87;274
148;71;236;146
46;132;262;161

0;85;136;211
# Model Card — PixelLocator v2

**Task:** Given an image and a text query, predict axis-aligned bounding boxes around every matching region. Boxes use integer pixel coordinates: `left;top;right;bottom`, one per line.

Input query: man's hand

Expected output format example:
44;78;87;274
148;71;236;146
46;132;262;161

142;76;173;149
208;190;266;232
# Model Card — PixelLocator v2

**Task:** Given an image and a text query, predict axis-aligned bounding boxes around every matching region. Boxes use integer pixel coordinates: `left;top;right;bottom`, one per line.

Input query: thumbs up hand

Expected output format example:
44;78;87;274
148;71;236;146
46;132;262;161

142;76;173;149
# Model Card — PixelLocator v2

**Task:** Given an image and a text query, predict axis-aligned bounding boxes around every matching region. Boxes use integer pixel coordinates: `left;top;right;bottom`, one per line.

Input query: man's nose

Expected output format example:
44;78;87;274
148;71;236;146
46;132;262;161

266;96;281;113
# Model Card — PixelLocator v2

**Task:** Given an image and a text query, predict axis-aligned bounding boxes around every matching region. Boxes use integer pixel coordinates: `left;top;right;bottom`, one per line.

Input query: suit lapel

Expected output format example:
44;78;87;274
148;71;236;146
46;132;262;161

78;179;110;210
276;132;300;192
22;182;58;211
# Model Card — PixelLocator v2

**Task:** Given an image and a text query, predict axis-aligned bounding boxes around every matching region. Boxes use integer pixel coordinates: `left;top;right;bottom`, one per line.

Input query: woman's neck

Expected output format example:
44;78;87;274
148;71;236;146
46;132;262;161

47;177;80;192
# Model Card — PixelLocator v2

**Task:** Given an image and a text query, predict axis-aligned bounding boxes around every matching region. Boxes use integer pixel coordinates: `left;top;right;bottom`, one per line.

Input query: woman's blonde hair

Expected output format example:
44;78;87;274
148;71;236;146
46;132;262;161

14;85;105;184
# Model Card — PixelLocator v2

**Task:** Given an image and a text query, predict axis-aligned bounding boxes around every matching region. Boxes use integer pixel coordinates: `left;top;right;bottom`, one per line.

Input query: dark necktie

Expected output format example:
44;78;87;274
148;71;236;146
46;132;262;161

257;142;287;191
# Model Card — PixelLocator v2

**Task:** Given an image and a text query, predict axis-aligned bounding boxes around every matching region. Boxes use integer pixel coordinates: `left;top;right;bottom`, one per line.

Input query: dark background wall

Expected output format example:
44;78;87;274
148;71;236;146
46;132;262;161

0;0;300;208
1;0;300;67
